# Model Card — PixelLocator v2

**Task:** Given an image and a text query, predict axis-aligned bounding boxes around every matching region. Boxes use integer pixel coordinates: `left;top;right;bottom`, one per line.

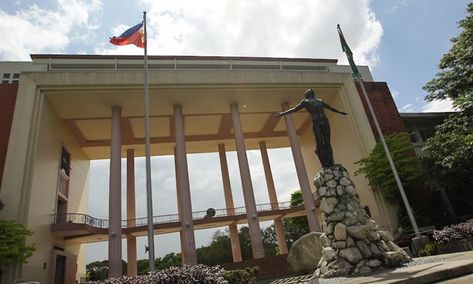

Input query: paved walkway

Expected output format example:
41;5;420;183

340;251;473;284
272;251;473;284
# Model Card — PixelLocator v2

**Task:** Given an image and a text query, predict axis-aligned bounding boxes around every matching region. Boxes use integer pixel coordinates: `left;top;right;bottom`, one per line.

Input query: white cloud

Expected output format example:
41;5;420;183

422;99;455;112
0;0;103;60
401;103;415;112
97;0;382;68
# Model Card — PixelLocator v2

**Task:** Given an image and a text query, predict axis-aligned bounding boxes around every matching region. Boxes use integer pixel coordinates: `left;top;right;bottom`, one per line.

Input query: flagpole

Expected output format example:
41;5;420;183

356;76;420;237
143;11;156;271
337;25;420;237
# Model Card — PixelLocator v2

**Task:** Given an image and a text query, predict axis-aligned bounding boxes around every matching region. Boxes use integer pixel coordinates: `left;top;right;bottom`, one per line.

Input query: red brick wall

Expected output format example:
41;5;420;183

355;81;406;140
0;84;18;189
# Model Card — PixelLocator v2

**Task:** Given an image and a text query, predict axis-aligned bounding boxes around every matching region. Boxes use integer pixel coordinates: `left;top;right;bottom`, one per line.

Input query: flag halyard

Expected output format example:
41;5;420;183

110;22;145;48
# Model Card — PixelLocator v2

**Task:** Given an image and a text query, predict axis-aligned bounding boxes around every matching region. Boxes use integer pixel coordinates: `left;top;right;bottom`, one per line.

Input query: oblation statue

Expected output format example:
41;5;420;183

275;88;347;167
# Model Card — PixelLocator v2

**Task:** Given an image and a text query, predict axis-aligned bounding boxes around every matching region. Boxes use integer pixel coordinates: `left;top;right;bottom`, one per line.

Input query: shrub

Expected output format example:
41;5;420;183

433;219;473;243
418;243;438;256
92;264;226;284
0;220;35;281
222;266;259;284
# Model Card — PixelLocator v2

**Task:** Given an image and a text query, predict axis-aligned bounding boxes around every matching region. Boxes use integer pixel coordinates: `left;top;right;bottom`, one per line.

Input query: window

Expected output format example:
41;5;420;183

13;73;20;78
60;147;71;177
419;129;434;142
409;132;419;143
2;73;10;79
1;80;9;84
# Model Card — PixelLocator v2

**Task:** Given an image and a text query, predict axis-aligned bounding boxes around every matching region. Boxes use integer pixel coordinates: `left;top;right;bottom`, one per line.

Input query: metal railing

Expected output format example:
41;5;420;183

52;201;294;229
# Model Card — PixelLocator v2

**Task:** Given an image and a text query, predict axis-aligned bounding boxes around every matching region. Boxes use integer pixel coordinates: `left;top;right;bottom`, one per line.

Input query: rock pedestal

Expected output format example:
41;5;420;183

313;164;411;278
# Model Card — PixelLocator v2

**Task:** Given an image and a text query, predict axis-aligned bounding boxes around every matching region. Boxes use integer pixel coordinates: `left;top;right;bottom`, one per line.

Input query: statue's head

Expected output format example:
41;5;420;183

304;88;316;99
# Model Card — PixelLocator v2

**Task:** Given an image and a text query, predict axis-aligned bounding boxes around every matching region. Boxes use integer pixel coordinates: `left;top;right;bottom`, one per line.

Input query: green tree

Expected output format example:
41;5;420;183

86;260;127;281
156;252;181;270
422;3;473;216
0;220;35;284
136;259;149;275
277;190;310;249
423;3;473;111
355;132;424;203
86;260;108;281
197;230;233;265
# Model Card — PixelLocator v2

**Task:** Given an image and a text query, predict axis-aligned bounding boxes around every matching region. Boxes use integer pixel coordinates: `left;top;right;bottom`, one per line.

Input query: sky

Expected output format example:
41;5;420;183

0;0;470;264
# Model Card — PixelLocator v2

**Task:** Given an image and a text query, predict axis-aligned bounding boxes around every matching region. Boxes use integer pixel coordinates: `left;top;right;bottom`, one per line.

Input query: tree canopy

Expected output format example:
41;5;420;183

0;220;35;282
422;2;473;215
355;132;424;203
423;3;473;112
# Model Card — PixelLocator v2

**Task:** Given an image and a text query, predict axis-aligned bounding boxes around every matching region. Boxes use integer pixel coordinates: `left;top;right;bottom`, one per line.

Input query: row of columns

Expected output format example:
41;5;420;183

107;103;320;277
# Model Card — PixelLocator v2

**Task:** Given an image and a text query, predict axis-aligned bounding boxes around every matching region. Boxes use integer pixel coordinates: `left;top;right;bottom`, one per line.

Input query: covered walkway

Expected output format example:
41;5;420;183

51;201;305;244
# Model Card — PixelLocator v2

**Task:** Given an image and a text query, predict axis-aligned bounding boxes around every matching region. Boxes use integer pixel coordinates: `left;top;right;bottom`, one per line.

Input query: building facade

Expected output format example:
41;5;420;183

0;55;400;283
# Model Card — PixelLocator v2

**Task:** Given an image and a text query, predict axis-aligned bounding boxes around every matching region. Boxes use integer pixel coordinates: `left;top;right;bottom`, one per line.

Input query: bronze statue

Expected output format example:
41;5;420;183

275;88;347;167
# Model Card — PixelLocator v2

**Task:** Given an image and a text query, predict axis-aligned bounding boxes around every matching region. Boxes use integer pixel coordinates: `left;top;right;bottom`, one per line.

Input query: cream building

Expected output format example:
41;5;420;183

0;55;399;283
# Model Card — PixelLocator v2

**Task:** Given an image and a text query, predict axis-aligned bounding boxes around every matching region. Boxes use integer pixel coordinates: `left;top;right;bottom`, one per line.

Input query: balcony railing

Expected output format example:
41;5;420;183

52;201;294;229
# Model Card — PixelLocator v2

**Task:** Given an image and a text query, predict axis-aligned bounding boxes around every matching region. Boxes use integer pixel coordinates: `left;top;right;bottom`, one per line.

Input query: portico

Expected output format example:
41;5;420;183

0;55;398;282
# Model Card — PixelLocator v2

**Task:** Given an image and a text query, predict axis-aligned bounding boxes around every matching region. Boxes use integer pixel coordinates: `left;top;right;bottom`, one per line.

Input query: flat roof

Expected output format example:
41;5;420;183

30;54;339;64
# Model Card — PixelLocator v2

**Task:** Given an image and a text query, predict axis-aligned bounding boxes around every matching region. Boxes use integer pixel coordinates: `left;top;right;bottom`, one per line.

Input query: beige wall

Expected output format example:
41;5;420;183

25;98;89;283
0;75;90;283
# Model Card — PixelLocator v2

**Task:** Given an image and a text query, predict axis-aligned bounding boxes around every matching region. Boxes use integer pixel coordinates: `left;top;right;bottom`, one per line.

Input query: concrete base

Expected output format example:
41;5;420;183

272;251;473;284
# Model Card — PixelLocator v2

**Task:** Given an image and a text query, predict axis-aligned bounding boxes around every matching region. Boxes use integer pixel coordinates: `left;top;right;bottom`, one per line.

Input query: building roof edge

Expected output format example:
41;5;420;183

30;54;338;63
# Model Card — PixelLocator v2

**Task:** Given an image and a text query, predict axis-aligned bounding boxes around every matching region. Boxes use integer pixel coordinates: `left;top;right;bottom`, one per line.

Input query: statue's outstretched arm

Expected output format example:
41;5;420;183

324;103;348;115
274;102;304;117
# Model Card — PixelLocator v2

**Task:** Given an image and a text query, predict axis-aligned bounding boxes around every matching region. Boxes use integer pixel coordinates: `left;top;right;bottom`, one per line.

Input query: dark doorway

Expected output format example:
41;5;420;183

54;255;66;284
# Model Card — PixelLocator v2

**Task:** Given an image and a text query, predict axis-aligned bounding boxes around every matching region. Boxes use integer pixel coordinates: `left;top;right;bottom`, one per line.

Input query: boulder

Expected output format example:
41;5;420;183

347;225;368;239
356;240;372;258
379;230;394;242
287;232;323;274
334;223;347;240
383;251;411;267
332;241;346;249
321;197;338;214
318;186;327;197
367;219;378;231
327;211;345;222
339;177;352;186
366;259;382;268
339;247;363;264
322;247;337;261
319;259;353;278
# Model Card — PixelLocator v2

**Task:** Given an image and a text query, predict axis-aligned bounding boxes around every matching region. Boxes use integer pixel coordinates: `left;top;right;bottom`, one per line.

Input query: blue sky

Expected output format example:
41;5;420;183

1;0;470;263
1;0;468;112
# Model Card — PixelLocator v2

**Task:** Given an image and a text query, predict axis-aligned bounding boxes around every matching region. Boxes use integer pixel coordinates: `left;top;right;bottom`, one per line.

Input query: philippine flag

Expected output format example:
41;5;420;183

110;22;145;48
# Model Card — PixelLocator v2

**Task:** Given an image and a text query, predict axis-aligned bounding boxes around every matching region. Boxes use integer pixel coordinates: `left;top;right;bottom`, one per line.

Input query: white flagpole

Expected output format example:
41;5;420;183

143;11;156;271
336;25;420;237
355;75;420;237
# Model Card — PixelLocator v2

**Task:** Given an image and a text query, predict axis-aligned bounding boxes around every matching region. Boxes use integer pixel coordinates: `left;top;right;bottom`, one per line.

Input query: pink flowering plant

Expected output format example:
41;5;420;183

92;264;227;284
433;218;473;243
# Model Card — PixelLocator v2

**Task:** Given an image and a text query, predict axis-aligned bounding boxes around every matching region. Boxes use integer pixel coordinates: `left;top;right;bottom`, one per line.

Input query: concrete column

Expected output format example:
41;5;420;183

109;106;122;277
281;103;321;232
230;103;265;259
218;143;242;262
174;147;187;263
126;149;137;276
259;141;288;254
174;104;197;265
